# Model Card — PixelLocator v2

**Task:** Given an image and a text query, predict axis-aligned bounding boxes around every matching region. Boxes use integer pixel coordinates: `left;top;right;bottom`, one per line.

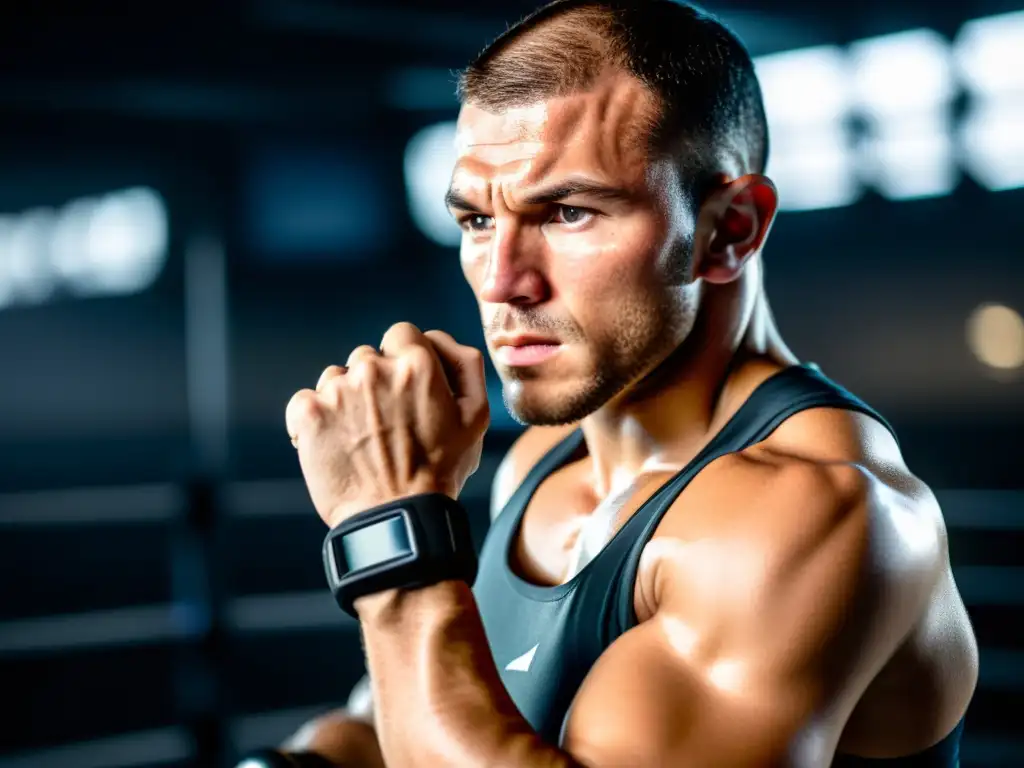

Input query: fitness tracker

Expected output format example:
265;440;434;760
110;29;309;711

322;493;478;618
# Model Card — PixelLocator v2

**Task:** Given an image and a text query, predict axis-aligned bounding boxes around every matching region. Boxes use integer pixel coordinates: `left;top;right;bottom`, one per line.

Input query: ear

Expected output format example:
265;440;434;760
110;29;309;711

692;174;778;284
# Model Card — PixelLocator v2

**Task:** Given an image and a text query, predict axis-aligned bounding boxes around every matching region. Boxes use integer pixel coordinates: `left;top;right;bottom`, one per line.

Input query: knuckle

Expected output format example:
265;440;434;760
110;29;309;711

345;361;363;383
389;321;422;338
346;345;377;366
424;329;455;347
321;364;344;378
319;374;347;401
316;365;346;392
404;344;434;371
393;355;420;389
286;389;322;426
360;361;380;384
381;322;424;355
348;358;379;387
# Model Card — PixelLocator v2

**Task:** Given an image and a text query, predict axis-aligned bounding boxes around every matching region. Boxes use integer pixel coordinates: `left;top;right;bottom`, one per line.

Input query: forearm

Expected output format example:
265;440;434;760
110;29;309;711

356;580;583;768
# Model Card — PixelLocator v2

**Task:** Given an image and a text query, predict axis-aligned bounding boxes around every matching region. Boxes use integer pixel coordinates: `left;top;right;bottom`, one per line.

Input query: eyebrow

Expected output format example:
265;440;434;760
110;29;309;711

444;189;481;213
444;179;632;213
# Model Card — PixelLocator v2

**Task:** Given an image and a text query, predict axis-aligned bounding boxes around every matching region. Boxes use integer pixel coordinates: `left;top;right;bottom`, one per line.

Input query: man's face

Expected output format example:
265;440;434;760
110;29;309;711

448;70;700;425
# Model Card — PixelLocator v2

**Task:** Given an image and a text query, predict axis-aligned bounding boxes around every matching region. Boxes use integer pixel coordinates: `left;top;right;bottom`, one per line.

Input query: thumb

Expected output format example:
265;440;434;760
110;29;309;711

423;330;489;428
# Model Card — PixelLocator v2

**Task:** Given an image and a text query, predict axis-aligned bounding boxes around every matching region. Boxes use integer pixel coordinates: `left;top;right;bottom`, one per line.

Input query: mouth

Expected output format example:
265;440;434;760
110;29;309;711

492;335;564;368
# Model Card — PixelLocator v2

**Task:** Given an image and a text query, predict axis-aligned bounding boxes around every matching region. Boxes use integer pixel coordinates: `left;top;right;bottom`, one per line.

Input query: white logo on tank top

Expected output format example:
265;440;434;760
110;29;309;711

504;643;539;672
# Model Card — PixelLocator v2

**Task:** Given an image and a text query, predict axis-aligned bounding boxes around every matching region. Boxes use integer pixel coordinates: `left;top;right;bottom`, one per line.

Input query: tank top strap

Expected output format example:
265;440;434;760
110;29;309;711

490;427;586;539
654;363;893;503
608;363;896;635
710;363;897;450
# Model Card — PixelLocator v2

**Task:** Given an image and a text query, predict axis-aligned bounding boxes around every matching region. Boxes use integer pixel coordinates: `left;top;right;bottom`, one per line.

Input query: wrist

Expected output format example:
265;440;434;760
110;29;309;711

355;579;472;627
329;479;457;529
323;495;477;619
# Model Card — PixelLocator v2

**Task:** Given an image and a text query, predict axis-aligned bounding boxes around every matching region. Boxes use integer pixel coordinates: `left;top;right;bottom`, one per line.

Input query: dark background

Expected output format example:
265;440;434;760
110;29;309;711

0;1;1022;766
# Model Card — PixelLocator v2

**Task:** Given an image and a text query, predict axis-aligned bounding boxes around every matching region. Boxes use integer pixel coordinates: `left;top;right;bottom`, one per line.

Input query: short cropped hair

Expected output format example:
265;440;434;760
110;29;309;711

457;0;768;195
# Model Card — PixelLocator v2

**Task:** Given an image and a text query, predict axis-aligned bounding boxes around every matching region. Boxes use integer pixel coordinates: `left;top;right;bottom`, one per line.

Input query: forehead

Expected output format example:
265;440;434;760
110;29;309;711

452;70;658;192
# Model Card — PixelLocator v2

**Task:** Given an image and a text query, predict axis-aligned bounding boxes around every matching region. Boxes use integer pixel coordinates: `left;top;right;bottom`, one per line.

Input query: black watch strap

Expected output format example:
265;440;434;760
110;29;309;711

322;493;478;617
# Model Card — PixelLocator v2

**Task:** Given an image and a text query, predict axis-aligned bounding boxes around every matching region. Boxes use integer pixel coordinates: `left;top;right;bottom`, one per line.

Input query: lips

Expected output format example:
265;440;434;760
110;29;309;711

492;336;563;367
497;334;556;346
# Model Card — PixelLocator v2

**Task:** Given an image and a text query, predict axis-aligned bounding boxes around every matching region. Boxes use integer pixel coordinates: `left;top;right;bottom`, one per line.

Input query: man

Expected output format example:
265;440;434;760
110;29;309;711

271;0;978;765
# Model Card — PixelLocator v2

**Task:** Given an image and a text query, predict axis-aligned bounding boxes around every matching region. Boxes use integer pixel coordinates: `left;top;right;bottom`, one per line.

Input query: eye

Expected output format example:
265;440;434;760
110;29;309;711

552;205;593;226
460;214;494;232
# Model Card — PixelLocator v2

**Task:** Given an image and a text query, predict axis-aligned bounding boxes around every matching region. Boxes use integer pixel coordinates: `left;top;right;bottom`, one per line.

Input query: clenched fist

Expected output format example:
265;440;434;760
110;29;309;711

285;323;490;529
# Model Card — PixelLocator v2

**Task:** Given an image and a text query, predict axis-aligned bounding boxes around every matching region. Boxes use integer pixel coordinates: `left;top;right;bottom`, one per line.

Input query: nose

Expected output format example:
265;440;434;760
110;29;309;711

476;221;548;306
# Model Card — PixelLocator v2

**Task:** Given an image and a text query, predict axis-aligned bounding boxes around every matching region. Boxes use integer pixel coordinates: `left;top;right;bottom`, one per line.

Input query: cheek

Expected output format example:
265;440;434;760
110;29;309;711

458;242;476;281
552;226;663;310
460;243;490;295
553;261;661;355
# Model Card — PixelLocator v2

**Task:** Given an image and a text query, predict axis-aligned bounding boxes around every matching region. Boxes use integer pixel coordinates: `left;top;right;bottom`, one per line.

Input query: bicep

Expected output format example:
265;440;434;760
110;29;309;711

562;619;819;768
561;474;939;768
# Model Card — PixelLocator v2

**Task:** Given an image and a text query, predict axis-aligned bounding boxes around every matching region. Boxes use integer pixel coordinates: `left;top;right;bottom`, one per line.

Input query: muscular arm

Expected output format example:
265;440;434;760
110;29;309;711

355;461;943;768
563;463;941;766
279;428;560;765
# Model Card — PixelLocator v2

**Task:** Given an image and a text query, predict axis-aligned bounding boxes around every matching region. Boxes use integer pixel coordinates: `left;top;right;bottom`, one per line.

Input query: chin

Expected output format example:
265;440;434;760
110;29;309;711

499;372;623;427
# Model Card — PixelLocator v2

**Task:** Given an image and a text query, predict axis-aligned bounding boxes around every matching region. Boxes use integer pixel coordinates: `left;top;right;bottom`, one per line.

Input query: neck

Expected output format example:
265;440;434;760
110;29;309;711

578;267;796;496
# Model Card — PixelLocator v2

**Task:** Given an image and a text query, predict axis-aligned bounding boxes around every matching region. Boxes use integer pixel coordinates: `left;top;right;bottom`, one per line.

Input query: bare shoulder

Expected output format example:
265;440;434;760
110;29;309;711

755;406;941;573
490;424;578;521
733;405;946;539
661;446;941;587
755;406;931;498
647;406;946;682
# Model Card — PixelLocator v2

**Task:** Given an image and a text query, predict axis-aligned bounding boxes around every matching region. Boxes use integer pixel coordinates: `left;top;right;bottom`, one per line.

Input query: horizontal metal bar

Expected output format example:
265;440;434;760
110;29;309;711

226;590;357;633
978;648;1024;691
220;479;312;518
229;704;335;755
954;566;1024;606
0;591;361;655
0;604;197;656
251;0;500;52
0;726;193;768
936;490;1024;530
0;483;183;526
0;79;372;123
961;735;1024;763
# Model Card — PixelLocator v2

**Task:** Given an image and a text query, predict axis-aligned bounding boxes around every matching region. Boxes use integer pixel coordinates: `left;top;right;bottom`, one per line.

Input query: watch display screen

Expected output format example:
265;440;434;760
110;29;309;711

336;513;413;574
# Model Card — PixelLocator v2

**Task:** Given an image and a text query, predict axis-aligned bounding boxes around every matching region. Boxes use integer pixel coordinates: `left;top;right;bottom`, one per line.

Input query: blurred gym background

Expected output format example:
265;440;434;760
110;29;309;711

0;0;1022;766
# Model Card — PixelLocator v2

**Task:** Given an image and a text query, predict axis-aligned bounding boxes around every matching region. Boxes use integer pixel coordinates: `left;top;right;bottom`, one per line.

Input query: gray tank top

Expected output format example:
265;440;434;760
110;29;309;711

471;364;961;766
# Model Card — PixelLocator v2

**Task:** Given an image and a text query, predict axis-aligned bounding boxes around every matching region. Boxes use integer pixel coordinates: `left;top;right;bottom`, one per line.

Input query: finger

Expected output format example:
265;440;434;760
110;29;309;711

423;330;488;413
345;345;379;369
379;321;426;358
316;364;347;392
285;389;322;447
381;321;454;394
